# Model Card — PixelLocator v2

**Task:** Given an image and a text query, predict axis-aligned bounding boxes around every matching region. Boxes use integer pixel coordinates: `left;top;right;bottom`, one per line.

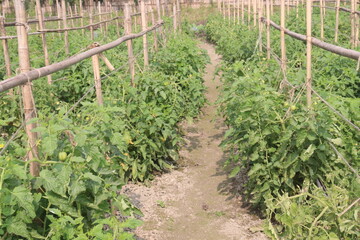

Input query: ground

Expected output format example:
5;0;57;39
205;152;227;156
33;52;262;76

122;43;268;240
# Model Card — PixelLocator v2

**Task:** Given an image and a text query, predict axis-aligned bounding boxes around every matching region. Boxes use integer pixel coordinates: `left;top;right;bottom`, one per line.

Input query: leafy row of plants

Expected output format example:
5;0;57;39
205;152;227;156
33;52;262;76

0;22;208;239
205;10;359;240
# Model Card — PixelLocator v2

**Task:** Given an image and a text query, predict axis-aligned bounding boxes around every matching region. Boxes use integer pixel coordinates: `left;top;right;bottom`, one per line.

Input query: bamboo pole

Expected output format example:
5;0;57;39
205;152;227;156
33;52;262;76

233;0;236;24
115;6;120;37
248;0;251;24
173;4;177;32
156;0;162;35
254;0;257;26
176;0;181;31
0;22;164;93
61;0;69;54
56;0;62;37
335;0;341;42
223;0;226;19
351;0;355;46
90;46;103;106
355;1;359;47
266;0;271;59
141;0;149;66
237;0;240;24
306;0;312;108
258;0;263;52
98;1;103;33
270;0;274;16
80;0;84;35
0;16;12;79
36;0;52;84
69;3;75;28
241;0;244;23
150;7;158;51
320;0;324;39
99;53;115;71
227;0;231;23
280;0;287;73
90;0;94;40
14;0;40;177
124;4;135;86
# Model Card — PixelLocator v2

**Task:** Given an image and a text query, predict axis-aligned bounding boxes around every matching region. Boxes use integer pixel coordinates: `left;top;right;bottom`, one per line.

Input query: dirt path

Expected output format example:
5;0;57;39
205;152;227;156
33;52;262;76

123;43;267;240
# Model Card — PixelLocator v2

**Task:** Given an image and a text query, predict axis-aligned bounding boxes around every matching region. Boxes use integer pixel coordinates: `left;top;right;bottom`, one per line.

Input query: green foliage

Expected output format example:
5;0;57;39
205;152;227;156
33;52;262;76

206;12;359;240
0;26;207;239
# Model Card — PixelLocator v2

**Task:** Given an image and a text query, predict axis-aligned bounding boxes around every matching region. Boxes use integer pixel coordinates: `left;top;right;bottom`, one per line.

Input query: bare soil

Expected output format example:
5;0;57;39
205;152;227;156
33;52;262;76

122;43;268;240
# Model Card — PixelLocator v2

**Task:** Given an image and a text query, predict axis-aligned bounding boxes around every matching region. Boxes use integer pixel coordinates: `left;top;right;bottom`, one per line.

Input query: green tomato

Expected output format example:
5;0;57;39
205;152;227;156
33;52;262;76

58;152;67;161
290;105;297;111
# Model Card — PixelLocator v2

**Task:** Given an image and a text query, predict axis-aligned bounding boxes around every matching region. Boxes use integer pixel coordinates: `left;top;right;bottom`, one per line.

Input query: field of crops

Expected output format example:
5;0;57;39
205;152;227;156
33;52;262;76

0;0;359;239
205;2;359;239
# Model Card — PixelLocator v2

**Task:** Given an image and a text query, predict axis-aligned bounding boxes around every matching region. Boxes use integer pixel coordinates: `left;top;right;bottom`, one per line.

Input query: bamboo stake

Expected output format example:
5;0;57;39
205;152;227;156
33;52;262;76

176;0;181;31
248;0;251;24
228;0;231;23
286;0;290;15
98;1;103;33
351;0;355;46
258;0;263;52
0;16;12;79
266;0;271;59
306;0;312;108
320;0;324;39
151;7;158;51
141;0;149;66
90;0;94;40
280;0;287;74
253;0;257;26
173;4;177;32
80;0;84;35
14;0;40;177
355;1;359;47
241;0;244;23
91;52;103;105
61;0;69;54
237;0;240;24
36;0;52;84
99;53;115;71
233;0;236;24
335;0;340;42
115;6;120;37
156;0;162;35
56;0;62;37
69;3;75;28
270;0;274;16
223;0;226;19
124;4;135;86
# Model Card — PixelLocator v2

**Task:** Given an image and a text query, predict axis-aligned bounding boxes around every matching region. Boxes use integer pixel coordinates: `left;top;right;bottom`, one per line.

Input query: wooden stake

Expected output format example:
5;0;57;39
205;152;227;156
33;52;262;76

141;0;149;66
266;0;271;59
36;0;52;84
335;0;340;42
124;4;135;86
280;0;287;73
241;0;244;23
69;3;75;28
355;1;359;47
90;0;94;40
306;0;312;108
176;0;181;31
228;0;231;23
253;0;257;26
248;0;251;24
150;7;158;51
320;0;324;39
98;1;103;33
351;0;355;46
14;0;40;177
237;0;240;24
56;0;62;38
80;0;84;35
61;0;69;54
173;4;177;32
98;53;115;71
270;0;273;16
91;53;103;106
156;0;162;35
258;0;263;52
0;16;12;78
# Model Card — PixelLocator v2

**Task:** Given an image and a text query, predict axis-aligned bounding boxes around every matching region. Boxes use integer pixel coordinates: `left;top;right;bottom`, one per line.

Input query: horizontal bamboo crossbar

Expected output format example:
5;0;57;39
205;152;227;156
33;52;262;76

0;21;164;93
0;12;140;40
261;18;360;61
4;15;82;27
